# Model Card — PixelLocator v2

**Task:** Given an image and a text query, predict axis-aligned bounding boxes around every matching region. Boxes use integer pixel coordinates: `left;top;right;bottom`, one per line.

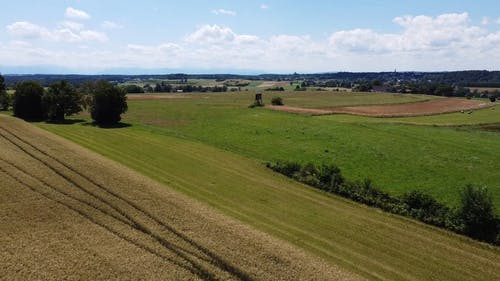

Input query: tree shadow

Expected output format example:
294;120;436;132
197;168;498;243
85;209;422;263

45;119;86;125
83;122;132;129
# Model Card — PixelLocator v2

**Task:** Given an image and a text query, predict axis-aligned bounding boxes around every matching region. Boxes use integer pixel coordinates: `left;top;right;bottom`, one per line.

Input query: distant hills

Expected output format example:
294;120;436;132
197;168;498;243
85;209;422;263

3;70;500;87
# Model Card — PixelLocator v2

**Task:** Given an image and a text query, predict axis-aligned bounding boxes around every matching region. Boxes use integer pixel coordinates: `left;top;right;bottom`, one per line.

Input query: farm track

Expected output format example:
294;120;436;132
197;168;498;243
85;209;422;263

0;116;353;281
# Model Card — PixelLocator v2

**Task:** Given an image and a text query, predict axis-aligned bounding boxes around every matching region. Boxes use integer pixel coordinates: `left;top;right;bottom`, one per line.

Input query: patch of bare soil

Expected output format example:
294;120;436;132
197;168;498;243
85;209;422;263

268;98;493;117
257;81;290;88
0;115;358;281
127;94;191;100
329;98;493;117
268;105;334;115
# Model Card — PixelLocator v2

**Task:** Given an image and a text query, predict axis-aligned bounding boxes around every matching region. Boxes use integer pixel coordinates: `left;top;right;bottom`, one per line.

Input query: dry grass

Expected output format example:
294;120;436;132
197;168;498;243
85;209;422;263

0;115;357;281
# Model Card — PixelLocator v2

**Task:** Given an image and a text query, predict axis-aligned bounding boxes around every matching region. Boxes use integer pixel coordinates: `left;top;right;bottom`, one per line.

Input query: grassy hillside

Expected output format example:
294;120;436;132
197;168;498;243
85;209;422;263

38;119;500;280
115;93;500;210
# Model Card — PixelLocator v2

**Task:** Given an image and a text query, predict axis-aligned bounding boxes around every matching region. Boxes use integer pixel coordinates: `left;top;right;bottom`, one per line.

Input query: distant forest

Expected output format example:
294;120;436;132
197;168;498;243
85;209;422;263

3;71;500;87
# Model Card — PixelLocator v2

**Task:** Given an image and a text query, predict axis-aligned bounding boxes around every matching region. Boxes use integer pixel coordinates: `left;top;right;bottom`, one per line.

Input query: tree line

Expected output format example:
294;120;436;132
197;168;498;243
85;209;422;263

267;161;499;245
0;74;127;125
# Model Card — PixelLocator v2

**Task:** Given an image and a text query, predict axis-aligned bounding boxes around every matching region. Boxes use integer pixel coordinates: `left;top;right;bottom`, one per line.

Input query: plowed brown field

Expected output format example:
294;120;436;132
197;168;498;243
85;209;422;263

0;115;357;281
269;98;493;117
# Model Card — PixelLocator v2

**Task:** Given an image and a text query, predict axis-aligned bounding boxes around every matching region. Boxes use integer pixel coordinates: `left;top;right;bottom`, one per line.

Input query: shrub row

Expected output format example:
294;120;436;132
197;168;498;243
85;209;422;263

267;161;499;245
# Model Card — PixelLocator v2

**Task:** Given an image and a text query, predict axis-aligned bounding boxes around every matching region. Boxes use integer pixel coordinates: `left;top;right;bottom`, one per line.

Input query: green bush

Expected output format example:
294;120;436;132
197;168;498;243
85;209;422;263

267;161;499;244
89;81;128;125
0;91;10;111
459;185;498;243
402;190;452;227
42;80;82;121
0;74;8;110
13;81;44;120
271;97;284;106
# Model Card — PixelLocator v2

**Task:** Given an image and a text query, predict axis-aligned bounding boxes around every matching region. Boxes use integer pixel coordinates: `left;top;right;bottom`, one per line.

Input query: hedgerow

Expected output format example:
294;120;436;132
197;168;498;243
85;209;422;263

267;160;499;245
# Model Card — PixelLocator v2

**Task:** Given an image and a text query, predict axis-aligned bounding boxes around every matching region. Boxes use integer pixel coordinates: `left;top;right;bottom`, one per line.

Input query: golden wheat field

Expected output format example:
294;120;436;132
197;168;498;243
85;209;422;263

0;115;358;281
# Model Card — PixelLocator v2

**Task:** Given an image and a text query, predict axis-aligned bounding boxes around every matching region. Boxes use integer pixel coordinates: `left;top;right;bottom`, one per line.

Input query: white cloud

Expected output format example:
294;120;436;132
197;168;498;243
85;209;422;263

497;18;500;24
211;9;236;16
2;13;500;73
6;21;51;39
60;21;84;31
80;30;109;42
101;21;123;30
481;17;491;25
65;7;90;20
185;24;236;43
260;4;269;10
329;13;485;53
6;21;107;42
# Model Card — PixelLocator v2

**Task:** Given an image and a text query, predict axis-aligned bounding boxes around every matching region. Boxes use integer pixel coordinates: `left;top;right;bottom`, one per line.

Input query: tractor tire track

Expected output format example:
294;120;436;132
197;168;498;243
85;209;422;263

0;125;252;281
0;136;220;281
0;157;215;262
0;128;248;281
0;166;207;279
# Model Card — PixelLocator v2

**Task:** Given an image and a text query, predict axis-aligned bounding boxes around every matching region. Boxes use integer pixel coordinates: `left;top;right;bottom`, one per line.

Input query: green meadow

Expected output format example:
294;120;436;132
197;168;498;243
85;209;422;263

107;92;500;210
33;90;500;280
37;112;500;281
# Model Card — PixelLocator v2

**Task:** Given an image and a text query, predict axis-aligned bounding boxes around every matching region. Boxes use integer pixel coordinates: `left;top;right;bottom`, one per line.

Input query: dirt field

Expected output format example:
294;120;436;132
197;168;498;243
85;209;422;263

127;94;191;100
269;98;493;117
268;105;334;115
257;81;290;88
0;115;358;280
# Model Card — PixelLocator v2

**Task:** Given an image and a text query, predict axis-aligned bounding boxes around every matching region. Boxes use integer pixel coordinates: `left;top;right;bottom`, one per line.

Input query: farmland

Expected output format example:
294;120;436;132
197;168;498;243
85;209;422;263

73;91;499;211
277;98;492;117
2;88;498;280
0;114;350;280
31;90;500;280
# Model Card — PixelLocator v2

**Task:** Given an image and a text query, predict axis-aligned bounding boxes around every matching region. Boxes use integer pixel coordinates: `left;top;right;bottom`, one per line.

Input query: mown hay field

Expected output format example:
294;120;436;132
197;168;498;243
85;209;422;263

107;92;500;211
0;115;352;281
36;114;500;280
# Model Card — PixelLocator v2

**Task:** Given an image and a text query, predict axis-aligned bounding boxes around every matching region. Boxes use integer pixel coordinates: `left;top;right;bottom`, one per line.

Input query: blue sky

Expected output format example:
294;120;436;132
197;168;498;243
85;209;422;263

1;0;500;74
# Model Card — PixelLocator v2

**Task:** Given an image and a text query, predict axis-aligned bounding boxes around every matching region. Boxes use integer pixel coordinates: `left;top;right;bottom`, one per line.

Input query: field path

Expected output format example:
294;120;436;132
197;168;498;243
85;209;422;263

269;98;493;117
0;115;356;280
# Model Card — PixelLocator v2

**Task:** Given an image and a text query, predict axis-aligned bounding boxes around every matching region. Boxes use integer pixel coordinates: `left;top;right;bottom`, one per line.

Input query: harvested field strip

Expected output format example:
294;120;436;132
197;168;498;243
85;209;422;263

0;126;252;281
269;98;493;117
127;94;192;100
329;98;493;117
2;117;352;281
40;122;500;281
0;165;199;276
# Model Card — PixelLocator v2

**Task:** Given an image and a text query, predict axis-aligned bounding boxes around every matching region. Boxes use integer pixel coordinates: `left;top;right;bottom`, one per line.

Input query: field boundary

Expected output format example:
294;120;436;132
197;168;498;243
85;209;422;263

268;98;494;117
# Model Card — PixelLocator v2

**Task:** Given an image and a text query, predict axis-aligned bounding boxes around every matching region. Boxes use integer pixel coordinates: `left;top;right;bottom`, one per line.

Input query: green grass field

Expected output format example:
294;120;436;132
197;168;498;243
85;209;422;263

37;120;500;281
109;93;500;210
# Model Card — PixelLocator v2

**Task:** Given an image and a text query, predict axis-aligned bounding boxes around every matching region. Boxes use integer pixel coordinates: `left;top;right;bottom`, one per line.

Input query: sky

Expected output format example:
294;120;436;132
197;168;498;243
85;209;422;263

1;0;500;74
